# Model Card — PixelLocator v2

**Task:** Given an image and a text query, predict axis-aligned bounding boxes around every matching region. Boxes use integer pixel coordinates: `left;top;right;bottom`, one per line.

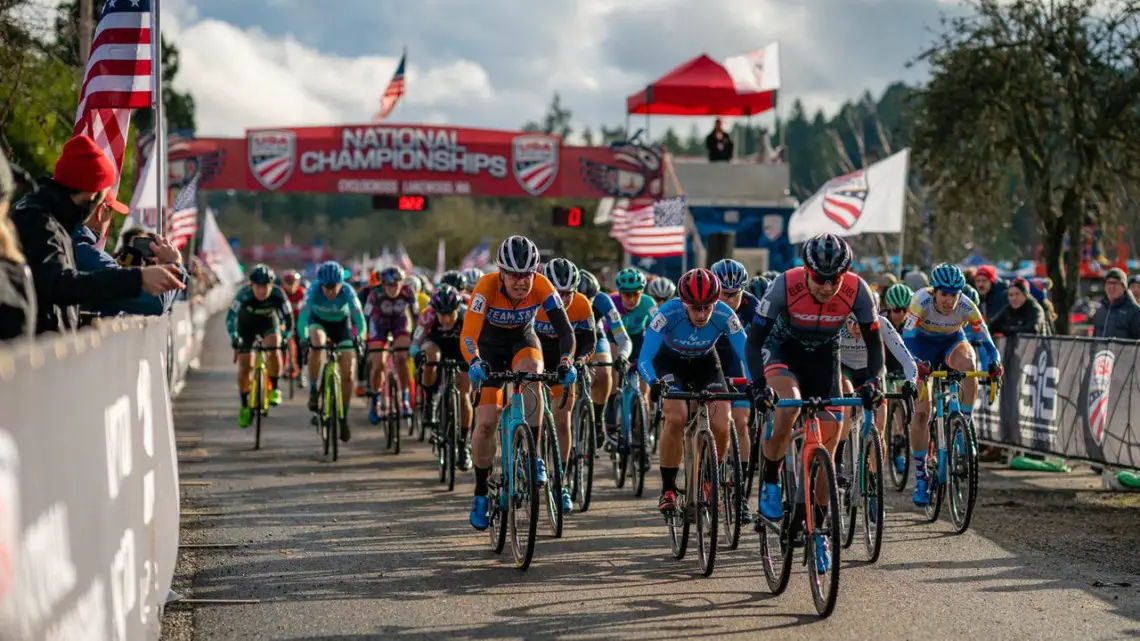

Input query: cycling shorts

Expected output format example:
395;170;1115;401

368;321;411;348
908;330;967;370
423;335;466;369
716;343;750;409
764;340;841;418
538;336;577;405
629;332;644;362
308;319;356;352
593;334;611;359
655;348;726;394
235;311;282;352
476;327;542;407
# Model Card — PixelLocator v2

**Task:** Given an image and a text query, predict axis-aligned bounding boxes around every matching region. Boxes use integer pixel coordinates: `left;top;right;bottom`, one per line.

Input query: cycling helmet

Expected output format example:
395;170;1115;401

883;283;914;310
615;267;647;293
461;267;484;287
439;270;468;291
380;266;405;284
710;259;749;292
317;261;345;286
746;275;770;300
282;270;300;286
762;270;780;281
930;263;967;292
801;233;853;280
645;277;676;301
342;267;353;282
678;268;721;306
496;235;541;273
249;263;275;285
962;284;981;307
430;285;461;314
577;270;601;299
368;269;381;288
543;258;580;292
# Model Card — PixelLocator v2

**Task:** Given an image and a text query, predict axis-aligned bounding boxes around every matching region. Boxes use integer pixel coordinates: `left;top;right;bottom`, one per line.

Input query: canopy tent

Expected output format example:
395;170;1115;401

625;54;776;116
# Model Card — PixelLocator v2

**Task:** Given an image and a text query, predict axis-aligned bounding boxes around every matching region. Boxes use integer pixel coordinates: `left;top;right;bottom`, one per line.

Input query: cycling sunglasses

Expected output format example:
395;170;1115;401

888;307;908;314
936;287;961;296
501;269;536;279
807;269;844;285
685;303;714;313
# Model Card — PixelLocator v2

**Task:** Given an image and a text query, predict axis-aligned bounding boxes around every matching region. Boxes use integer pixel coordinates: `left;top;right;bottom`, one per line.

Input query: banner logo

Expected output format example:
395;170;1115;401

762;214;784;241
821;169;869;230
511;135;559;196
1086;349;1115;446
1018;344;1058;445
579;141;664;199
248;130;297;191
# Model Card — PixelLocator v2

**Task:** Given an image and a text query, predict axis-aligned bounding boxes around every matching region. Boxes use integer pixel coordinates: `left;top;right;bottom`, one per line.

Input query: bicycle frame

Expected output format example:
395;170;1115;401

663;386;750;518
926;370;992;485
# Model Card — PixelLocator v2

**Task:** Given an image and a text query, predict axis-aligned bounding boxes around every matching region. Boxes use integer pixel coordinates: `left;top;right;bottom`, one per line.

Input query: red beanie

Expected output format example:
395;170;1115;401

52;135;128;213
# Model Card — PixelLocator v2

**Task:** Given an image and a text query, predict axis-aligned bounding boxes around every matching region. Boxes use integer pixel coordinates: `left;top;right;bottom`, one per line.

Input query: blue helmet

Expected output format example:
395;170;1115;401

317;261;345;286
710;259;749;292
930;263;966;293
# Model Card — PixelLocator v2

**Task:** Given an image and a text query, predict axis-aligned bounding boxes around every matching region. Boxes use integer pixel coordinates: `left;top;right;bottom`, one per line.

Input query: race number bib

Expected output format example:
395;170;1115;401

470;294;487;314
727;315;743;334
649;313;667;332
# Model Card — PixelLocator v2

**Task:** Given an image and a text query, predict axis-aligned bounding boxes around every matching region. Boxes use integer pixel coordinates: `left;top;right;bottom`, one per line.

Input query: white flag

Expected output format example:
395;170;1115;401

122;137;160;246
723;42;781;94
788;148;910;244
199;208;243;286
593;197;615;225
434;238;446;281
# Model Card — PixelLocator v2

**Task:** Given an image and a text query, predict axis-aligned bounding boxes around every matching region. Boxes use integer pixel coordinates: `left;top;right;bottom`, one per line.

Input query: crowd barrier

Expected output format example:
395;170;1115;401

974;335;1140;471
0;288;232;641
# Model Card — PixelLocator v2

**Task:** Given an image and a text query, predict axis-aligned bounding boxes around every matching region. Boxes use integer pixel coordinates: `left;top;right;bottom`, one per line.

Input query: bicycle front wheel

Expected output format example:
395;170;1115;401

445;385;460;492
947;414;978;534
253;369;264;450
887;400;910;492
924;417;945;523
509;424;540;570
327;373;341;462
631;393;650;498
759;457;794;595
861;430;885;562
807;447;841;618
695;429;720;577
388;376;401;455
542;413;564;538
721;423;743;551
572;397;595;512
840;436;858;549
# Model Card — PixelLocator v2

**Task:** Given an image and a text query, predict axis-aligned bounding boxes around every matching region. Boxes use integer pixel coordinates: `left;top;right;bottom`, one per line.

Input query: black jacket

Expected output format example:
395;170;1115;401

0;258;35;341
1091;293;1140;340
979;279;1009;321
9;178;142;335
989;298;1048;337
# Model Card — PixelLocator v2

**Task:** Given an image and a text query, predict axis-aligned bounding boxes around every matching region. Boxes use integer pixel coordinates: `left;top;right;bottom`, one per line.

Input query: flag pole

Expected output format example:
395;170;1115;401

151;0;166;237
896;149;911;276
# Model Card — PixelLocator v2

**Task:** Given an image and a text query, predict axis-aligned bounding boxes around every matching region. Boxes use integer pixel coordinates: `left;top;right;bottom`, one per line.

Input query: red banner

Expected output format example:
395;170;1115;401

168;125;665;200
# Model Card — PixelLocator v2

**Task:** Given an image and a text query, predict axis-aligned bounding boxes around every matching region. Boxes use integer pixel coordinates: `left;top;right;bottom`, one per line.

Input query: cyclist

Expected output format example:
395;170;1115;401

881;283;919;473
608;267;657;434
646;276;676;306
226;264;294;427
364;266;419;423
639;268;751;514
461;236;576;530
745;234;883;573
578;270;633;444
438;270;469;298
901;263;1001;507
410;284;474;469
536;258;597;514
747;275;770;300
352;270;379;397
281;270;307;382
710;258;760;523
298;261;367;442
460;267;483;296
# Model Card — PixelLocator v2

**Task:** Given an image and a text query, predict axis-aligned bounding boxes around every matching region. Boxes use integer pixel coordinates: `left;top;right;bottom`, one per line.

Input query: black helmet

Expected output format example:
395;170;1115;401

249;263;275;285
801;233;852;280
439;270;468;291
430;285;461;314
577;270;601;299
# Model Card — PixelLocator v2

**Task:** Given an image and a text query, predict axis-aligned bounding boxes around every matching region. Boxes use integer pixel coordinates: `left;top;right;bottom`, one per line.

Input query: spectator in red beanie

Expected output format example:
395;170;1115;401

9;134;184;334
972;264;1009;321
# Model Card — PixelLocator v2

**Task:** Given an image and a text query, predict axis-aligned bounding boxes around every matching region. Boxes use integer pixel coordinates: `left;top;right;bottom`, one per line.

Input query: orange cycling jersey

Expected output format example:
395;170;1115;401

535;291;592;337
461;272;572;362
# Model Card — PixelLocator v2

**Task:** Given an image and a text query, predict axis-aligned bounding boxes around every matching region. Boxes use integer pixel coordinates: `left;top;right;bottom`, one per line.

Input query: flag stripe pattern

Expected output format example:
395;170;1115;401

73;0;153;180
609;197;686;257
168;172;200;249
376;52;406;120
459;239;493;271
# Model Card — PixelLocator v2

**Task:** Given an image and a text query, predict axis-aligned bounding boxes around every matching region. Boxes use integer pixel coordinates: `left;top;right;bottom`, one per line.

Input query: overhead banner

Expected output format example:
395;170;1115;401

973;335;1140;470
0;319;180;640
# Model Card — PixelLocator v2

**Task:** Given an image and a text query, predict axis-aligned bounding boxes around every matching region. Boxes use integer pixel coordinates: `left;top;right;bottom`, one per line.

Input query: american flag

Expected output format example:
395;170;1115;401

74;0;154;182
375;49;407;120
609;196;686;257
395;242;415;273
168;171;200;249
459;238;493;271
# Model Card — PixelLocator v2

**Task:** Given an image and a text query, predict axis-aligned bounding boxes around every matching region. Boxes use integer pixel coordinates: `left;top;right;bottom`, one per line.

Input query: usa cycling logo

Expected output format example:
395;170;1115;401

511;135;559;196
821;169;869;230
1086;349;1115;446
248;130;296;191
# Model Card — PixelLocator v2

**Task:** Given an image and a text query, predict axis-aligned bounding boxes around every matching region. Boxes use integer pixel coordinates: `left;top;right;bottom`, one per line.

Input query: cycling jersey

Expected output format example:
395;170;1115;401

365;284;418;341
901;288;999;368
297;285;367;344
590;291;632;360
610;292;657;336
226;285;294;340
460;272;574;364
413;306;466;347
638;299;750;384
285;285;306;323
415;291;430;317
535;292;597;359
715;290;761;378
840;316;918;381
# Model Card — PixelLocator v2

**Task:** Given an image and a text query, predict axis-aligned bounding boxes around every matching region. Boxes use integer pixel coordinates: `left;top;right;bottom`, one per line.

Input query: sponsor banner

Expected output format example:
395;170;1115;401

973;335;1140;470
0;317;180;640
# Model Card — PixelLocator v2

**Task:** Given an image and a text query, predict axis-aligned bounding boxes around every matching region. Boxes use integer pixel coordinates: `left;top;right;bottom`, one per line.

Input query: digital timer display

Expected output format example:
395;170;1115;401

552;205;584;227
371;195;430;212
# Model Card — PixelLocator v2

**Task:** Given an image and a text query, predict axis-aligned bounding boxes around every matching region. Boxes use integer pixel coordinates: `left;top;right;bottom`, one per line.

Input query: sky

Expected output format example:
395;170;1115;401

30;0;969;141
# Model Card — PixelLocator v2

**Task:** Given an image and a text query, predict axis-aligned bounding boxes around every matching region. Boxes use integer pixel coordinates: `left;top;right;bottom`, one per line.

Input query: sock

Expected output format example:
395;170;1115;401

269;376;279;390
913;449;927;477
240;392;249;406
593;402;604;424
660;467;679;493
763;456;782;484
474;466;491;495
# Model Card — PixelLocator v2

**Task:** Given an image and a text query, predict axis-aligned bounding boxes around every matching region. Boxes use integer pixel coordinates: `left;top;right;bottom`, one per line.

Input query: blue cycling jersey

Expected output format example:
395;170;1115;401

638;299;751;383
297;284;367;342
591;291;632;359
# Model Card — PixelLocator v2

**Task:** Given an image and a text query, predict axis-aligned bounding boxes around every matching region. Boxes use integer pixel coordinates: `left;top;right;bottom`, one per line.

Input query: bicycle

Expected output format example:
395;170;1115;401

659;382;749;577
538;384;568;538
282;335;297;401
245;337;275;450
566;362;596;512
742;402;767;509
885;374;913;492
479;370;566;571
602;362;650;497
309;340;348;462
757;394;862;618
367;344;409;454
922;369;997;533
838;389;913;563
719;377;751;552
429;358;465;492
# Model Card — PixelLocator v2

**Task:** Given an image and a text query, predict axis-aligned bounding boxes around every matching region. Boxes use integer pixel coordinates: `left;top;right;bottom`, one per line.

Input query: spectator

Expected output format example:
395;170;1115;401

903;269;929;292
973;265;1009;320
9;134;184;335
0;148;35;341
72;209;186;317
1129;274;1140;301
877;272;898;309
705;119;734;162
1026;277;1057;334
989;278;1048;337
1091;268;1140;339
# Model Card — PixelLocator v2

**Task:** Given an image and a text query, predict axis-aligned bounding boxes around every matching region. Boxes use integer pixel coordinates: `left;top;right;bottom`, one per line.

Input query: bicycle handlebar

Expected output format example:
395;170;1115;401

662;387;751;403
478;371;570;410
776;396;863;411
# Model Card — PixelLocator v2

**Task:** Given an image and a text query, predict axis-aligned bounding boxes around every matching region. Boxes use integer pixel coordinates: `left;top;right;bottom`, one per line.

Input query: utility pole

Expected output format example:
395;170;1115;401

78;0;93;66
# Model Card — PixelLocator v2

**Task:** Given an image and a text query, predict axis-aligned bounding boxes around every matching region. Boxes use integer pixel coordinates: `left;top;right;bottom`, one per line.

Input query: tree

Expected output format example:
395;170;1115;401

912;0;1140;333
523;93;573;139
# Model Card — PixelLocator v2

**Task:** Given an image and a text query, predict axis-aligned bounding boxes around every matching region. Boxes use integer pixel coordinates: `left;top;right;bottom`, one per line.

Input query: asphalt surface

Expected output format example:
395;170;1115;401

165;317;1140;641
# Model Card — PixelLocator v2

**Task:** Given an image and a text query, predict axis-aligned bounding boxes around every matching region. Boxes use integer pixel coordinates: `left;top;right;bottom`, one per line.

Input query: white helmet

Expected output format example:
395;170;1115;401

496;235;540;273
646;277;676;300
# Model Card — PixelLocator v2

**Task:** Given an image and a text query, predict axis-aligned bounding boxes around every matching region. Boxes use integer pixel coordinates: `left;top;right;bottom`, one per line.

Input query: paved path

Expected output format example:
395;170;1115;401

165;318;1140;640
